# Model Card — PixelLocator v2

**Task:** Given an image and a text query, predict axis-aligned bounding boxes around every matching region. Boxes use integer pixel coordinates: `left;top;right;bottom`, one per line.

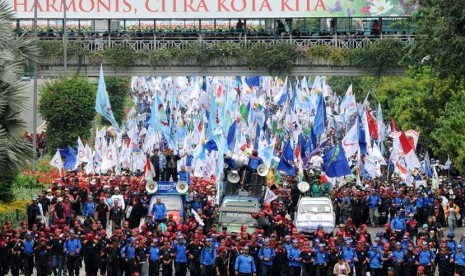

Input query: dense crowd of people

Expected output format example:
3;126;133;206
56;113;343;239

0;163;457;276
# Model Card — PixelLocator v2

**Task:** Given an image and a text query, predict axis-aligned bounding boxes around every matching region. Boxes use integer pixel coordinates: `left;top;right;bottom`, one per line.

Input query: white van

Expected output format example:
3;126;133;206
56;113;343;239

294;197;335;236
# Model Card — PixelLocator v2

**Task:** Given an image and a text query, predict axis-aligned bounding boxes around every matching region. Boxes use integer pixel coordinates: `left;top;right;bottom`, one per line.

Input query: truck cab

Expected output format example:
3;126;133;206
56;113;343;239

294;197;335;237
217;196;260;236
148;181;186;224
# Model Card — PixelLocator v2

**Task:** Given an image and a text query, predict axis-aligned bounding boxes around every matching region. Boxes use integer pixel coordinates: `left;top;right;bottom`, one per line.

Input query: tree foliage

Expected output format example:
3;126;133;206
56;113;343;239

39;76;95;150
407;0;465;81
0;0;39;202
105;77;130;125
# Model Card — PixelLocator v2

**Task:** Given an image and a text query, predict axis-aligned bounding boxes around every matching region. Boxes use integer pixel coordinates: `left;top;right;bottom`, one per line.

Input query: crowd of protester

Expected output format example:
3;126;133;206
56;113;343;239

0;162;459;276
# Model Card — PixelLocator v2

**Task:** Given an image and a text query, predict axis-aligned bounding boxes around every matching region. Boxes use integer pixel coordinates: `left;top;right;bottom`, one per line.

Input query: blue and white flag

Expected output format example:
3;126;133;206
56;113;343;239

95;65;119;129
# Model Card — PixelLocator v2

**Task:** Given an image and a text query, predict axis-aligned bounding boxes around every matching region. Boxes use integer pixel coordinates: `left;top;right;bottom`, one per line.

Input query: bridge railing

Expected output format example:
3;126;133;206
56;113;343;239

38;34;415;52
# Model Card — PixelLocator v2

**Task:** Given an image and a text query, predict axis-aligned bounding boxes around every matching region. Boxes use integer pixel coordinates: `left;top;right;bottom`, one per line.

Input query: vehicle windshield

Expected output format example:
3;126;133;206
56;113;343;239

299;202;331;213
159;198;182;210
219;212;257;224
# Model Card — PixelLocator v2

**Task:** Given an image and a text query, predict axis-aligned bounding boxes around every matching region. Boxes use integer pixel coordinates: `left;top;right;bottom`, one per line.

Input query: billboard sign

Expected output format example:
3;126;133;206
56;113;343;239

10;0;418;19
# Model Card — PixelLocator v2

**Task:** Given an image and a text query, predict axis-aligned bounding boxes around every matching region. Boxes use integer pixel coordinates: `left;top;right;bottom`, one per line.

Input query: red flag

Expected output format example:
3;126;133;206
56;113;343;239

399;132;413;154
366;109;378;140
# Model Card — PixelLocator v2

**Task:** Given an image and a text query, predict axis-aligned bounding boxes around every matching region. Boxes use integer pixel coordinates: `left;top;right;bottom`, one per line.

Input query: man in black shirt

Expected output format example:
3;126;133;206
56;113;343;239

150;149;161;181
96;197;109;230
165;149;187;182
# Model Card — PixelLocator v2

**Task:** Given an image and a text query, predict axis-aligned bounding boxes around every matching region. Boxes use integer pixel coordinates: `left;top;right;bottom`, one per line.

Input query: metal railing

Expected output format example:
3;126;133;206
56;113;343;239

38;34;415;53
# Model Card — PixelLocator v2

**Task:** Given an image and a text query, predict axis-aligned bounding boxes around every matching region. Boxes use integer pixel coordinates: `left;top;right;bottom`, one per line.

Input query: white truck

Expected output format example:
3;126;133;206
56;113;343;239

294;197;335;237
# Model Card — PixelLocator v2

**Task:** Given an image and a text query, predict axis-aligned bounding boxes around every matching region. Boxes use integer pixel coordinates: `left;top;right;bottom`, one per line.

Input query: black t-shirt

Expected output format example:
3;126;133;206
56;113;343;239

166;155;180;170
96;203;109;218
82;241;100;261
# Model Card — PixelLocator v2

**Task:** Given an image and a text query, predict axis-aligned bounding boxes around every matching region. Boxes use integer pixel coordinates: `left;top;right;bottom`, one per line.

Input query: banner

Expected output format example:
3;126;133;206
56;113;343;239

10;0;418;19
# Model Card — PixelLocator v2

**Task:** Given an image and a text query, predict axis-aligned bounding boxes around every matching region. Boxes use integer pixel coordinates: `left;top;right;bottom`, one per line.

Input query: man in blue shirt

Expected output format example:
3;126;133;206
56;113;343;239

392;242;404;276
368;244;382;276
200;238;216;276
312;244;328;276
22;232;35;276
178;165;190;184
151;197;167;223
235;246;257;276
258;238;275;276
288;240;301;276
83;196;96;218
64;231;82;276
455;244;465;275
367;190;381;227
240;150;264;186
173;236;188;276
148;239;160;276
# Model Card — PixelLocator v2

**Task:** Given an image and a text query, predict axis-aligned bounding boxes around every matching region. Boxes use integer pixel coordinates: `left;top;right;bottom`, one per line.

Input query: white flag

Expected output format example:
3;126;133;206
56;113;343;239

443;156;452;170
50;150;63;174
76;136;88;166
341;121;359;159
191;209;205;226
264;187;278;204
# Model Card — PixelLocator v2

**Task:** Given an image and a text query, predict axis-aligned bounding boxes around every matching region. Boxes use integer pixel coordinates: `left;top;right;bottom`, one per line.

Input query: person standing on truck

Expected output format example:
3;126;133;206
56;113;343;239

151;197;167;224
165;149;187;182
235;246;257;276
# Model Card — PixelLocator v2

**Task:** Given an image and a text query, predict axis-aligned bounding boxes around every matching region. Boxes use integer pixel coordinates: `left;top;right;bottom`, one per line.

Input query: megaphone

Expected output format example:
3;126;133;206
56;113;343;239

227;170;241;184
146;180;158;194
176;181;188;194
257;164;269;177
321;182;334;193
297;181;310;193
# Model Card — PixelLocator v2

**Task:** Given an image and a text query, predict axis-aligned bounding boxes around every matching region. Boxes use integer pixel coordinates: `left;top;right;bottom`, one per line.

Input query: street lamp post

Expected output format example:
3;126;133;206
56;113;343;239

63;0;67;74
32;0;38;172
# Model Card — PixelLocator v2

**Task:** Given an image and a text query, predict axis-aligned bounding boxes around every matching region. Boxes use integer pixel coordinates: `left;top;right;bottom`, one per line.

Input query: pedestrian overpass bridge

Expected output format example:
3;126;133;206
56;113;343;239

35;35;412;77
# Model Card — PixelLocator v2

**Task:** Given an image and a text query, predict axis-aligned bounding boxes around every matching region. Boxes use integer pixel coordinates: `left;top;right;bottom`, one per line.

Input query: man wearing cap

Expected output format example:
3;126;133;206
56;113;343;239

173;235;188;276
34;237;51;276
454;244;465;275
392;242;404;276
22;232;35;276
287;240;301;276
111;187;125;211
418;242;435;276
402;243;418;276
312;243;329;276
148;238;160;276
367;244;382;276
235;246;257;276
367;190;381;228
258;238;275;276
200;238;216;276
120;237;138;276
64;231;82;276
82;233;100;276
109;200;124;232
341;239;356;274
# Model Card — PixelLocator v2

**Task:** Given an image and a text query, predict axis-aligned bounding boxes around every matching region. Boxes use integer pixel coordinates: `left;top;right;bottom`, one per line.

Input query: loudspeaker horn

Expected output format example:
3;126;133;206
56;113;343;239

176;181;188;194
146;180;158;194
297;181;310;193
321;182;334;193
257;164;269;177
227;170;241;184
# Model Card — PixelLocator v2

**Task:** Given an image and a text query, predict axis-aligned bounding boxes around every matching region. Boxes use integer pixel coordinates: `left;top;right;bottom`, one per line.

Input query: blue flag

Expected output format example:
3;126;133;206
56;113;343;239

277;140;295;176
253;123;261;150
95;65;119;129
424;151;433;178
313;94;326;137
298;133;308;159
322;143;351;178
60;146;77;170
227;121;236;150
204;139;218;152
245;76;260;87
306;128;317;154
358;114;367;155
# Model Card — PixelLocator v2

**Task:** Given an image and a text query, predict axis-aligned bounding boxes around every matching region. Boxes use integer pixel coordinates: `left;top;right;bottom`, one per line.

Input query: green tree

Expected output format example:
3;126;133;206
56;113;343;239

0;1;39;202
39;76;95;150
105;77;130;125
406;0;465;81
